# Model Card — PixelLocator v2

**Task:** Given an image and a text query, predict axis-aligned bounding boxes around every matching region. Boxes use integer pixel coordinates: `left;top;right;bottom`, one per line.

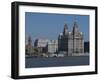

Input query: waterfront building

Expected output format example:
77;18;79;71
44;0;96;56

34;39;49;47
84;41;89;53
34;39;49;53
58;22;84;56
58;24;69;55
34;39;58;54
47;40;58;53
25;36;33;56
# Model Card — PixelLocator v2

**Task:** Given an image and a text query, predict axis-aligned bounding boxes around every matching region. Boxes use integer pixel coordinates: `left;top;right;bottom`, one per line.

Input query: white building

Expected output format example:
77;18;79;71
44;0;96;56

34;38;58;53
47;40;58;53
34;39;49;47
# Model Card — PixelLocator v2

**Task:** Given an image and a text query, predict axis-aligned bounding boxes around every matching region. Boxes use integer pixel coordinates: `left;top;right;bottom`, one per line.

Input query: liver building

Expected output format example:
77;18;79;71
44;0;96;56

58;22;84;56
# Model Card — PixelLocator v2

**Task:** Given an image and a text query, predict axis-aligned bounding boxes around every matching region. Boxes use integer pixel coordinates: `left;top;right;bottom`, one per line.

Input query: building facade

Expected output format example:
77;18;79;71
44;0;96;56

25;36;33;56
58;22;84;56
47;40;58;53
34;39;58;53
34;39;49;53
58;24;69;55
34;39;49;47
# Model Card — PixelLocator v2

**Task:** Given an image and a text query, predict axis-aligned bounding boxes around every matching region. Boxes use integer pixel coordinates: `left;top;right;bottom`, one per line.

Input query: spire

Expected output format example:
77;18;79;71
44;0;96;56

72;16;80;32
63;23;68;35
73;22;79;33
28;35;32;45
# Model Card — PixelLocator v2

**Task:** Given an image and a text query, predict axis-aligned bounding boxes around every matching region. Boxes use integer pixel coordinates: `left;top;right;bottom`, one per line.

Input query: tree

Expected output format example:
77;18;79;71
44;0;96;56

74;48;79;53
33;48;39;54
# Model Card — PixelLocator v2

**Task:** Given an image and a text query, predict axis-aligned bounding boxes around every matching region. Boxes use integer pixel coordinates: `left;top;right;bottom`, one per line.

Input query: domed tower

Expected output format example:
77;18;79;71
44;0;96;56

58;23;69;55
72;22;84;55
63;23;69;36
72;22;80;35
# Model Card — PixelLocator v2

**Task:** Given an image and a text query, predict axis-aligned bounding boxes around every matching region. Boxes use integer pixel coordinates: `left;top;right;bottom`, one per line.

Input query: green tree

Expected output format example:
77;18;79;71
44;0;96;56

74;48;79;53
34;48;39;54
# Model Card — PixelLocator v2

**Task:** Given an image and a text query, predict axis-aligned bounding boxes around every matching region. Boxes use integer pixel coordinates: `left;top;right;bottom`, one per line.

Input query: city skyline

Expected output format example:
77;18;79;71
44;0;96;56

25;12;89;45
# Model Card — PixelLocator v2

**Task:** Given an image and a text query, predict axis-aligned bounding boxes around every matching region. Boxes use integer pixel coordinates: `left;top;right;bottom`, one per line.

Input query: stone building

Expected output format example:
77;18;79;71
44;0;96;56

34;39;49;47
34;39;49;53
34;39;58;54
58;24;69;55
47;40;58;53
58;22;84;56
25;36;33;56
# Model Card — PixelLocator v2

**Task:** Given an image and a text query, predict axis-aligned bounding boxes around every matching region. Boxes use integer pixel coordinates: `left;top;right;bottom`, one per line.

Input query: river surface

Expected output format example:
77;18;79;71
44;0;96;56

25;56;89;68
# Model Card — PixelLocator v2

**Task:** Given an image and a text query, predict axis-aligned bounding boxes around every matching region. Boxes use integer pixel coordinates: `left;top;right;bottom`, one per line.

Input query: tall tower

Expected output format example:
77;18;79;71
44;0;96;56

73;22;80;34
63;24;68;36
26;36;33;56
28;36;32;46
72;22;84;55
58;23;69;55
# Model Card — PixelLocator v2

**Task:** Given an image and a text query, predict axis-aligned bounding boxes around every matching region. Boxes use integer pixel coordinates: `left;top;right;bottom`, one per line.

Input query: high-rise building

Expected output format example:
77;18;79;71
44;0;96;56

58;22;84;56
58;24;69;54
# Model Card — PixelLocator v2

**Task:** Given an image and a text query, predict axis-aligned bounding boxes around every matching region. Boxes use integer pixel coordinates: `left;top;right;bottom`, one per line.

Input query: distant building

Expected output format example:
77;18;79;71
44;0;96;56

58;22;84;56
58;24;69;55
34;39;49;47
26;36;33;55
34;39;58;53
34;39;49;53
26;22;85;57
47;40;58;53
84;41;89;53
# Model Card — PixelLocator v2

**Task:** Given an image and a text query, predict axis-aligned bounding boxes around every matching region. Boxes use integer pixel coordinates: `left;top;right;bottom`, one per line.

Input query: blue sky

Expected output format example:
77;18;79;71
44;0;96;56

25;12;89;45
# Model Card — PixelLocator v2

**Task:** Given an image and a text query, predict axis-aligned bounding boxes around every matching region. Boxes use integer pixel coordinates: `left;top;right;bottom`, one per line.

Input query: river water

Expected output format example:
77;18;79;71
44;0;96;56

25;56;89;68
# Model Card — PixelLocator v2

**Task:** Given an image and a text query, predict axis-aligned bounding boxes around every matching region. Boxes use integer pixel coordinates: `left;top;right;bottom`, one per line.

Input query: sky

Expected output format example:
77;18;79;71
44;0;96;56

25;12;89;45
